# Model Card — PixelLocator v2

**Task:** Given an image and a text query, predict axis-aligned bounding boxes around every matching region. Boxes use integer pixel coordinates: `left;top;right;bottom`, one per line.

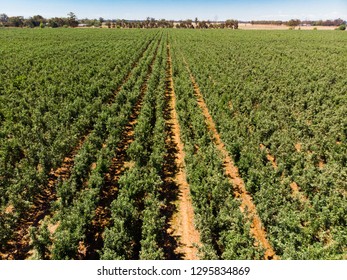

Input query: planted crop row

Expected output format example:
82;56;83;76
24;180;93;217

2;28;345;260
101;36;168;260
172;30;347;259
0;29;156;209
169;37;265;259
0;29;159;256
7;32;161;259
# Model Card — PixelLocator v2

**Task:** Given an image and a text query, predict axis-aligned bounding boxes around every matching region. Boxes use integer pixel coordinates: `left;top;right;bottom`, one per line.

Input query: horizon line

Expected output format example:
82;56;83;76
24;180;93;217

1;13;346;22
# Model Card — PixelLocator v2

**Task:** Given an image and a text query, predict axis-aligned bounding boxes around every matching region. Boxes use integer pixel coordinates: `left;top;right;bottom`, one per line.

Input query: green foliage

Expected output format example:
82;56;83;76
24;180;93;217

0;29;159;254
287;19;301;27
337;24;346;30
139;194;165;260
102;39;168;260
29;223;51;260
170;47;267;259
101;194;139;260
171;29;347;259
2;29;346;260
0;211;16;251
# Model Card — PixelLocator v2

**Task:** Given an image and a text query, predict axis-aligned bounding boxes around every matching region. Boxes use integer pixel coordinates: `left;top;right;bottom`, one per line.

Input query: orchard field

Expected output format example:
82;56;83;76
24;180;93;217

0;28;346;260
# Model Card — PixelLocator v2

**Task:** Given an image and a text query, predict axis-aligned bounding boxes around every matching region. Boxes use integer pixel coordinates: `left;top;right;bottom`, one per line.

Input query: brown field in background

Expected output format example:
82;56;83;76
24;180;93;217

239;23;337;30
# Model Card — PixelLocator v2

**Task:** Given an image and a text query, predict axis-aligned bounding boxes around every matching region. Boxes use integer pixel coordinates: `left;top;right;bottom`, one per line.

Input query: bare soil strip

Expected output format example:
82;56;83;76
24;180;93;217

318;160;325;170
260;144;309;203
165;45;201;260
183;60;277;260
83;39;161;260
239;23;336;30
290;182;308;203
295;143;302;152
1;38;156;261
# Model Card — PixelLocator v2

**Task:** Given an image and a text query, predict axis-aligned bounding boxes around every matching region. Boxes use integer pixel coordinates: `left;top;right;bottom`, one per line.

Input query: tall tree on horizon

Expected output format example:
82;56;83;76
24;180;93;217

67;12;78;27
0;13;9;26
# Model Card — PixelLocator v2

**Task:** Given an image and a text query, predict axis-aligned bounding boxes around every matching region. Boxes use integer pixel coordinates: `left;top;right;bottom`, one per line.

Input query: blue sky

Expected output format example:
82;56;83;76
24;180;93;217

1;0;346;21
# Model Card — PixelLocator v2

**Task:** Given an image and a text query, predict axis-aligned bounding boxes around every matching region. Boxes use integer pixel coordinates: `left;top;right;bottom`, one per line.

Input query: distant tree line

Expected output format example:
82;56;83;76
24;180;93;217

1;12;345;29
0;12;78;28
175;18;238;29
101;17;238;29
0;13;238;29
250;18;346;27
101;17;175;29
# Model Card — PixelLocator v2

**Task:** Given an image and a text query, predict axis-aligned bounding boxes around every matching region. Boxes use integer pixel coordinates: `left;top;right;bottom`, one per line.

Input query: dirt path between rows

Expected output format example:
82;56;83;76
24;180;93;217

165;45;201;260
183;60;278;260
83;38;161;260
0;38;156;261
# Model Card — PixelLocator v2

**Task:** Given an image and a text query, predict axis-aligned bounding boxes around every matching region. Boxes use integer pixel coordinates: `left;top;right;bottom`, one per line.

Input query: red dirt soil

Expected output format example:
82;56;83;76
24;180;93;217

295;143;302;152
166;45;201;260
